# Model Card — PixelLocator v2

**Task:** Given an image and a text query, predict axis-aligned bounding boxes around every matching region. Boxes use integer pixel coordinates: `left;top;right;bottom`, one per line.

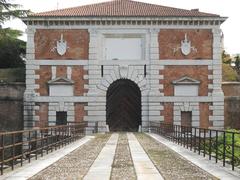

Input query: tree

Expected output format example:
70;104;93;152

222;50;232;64
0;28;26;68
0;0;29;24
0;1;29;68
235;55;240;71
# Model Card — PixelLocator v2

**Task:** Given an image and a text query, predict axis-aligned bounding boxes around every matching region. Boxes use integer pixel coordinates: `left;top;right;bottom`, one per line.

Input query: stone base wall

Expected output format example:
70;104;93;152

0;83;25;131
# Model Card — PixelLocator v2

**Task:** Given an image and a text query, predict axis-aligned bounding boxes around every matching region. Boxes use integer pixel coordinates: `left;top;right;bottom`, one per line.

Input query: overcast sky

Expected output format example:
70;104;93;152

3;0;239;55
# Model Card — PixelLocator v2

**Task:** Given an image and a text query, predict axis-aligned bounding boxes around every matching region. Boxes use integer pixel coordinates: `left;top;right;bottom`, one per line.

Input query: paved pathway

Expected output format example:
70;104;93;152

149;133;240;180
2;132;240;180
127;133;164;180
1;136;93;180
83;133;119;180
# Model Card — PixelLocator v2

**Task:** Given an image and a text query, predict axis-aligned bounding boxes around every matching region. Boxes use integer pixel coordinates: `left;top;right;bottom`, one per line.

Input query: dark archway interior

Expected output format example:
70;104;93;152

106;79;141;132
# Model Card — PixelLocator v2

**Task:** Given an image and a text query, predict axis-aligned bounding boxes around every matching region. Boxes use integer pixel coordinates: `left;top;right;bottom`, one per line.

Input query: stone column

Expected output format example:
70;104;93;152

211;28;224;128
148;29;164;129
24;27;38;129
86;29;107;133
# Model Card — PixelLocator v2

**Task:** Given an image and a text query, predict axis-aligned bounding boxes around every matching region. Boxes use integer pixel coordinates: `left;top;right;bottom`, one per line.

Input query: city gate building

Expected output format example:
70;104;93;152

22;0;226;132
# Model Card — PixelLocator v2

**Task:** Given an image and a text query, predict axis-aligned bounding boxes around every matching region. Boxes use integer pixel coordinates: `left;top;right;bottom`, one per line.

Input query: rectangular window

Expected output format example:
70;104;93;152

105;37;142;60
174;85;198;96
56;111;67;125
49;85;73;96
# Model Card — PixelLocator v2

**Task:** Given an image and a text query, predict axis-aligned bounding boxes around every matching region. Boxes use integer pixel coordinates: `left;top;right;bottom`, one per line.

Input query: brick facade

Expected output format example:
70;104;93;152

74;103;87;123
35;29;89;60
159;29;213;60
199;103;213;128
161;103;173;124
72;66;88;96
35;66;52;96
24;1;225;132
161;65;209;96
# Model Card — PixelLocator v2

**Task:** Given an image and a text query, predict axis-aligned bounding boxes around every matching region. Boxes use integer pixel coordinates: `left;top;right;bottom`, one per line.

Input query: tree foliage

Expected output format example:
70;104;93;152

222;63;238;81
222;50;240;81
0;1;29;68
222;50;232;64
234;55;240;71
0;0;29;24
0;28;26;68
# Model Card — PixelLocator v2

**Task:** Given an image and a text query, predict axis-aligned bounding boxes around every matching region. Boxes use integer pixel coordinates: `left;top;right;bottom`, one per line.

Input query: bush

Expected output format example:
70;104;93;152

222;64;239;81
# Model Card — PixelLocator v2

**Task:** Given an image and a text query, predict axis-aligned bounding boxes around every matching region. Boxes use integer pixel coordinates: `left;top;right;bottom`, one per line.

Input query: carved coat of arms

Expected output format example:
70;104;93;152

173;33;197;56
181;34;191;55
56;34;67;56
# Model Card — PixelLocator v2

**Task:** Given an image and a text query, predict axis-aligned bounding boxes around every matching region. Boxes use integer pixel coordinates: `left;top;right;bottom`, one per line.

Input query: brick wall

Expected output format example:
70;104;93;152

35;29;89;60
161;66;210;96
56;66;67;77
35;66;52;96
72;66;88;96
161;102;173;124
159;29;213;59
225;97;240;129
199;103;213;128
35;65;88;96
74;103;87;123
222;82;240;96
35;103;48;128
0;83;24;131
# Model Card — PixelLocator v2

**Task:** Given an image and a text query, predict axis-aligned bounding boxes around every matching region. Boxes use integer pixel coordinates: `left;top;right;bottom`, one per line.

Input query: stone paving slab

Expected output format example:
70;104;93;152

83;133;119;180
149;133;240;180
1;136;93;180
127;133;164;180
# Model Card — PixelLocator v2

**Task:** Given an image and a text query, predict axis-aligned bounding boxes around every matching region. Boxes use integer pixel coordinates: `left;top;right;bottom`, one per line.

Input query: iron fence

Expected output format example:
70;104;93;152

0;122;86;175
150;122;240;171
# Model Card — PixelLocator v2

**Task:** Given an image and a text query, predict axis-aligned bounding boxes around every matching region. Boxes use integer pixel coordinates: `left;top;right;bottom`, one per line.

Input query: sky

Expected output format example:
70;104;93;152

3;0;240;55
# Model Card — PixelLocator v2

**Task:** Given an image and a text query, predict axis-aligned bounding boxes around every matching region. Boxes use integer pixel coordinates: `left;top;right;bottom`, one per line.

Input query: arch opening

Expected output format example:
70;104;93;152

106;79;141;132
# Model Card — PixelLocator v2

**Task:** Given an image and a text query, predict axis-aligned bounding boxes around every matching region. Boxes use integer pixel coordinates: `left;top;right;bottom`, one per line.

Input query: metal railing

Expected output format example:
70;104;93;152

0;122;86;175
150;122;240;171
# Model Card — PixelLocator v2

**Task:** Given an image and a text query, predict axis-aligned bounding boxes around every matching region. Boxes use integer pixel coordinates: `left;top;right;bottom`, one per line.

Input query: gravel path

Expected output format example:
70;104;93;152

29;134;110;180
111;133;136;180
135;133;218;180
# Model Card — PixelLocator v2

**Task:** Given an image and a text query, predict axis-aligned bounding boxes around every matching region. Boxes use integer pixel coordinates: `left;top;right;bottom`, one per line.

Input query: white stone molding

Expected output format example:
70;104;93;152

67;66;72;79
149;28;161;96
48;102;75;126
26;27;36;60
52;66;56;79
212;28;224;96
23;17;226;28
173;102;200;127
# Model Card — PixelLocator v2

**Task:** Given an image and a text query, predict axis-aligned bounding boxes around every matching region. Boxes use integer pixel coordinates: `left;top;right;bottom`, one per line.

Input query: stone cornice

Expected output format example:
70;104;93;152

22;16;227;27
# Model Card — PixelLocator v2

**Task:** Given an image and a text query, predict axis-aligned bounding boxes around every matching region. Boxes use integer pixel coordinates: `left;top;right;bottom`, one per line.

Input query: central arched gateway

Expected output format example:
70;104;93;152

106;79;141;132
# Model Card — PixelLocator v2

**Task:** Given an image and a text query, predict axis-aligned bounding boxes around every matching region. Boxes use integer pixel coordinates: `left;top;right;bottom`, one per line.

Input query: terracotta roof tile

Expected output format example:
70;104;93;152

31;0;220;18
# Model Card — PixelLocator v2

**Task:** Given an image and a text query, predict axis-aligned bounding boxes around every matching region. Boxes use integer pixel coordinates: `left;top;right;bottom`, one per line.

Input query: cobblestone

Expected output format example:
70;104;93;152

30;134;110;180
135;133;218;180
111;133;136;180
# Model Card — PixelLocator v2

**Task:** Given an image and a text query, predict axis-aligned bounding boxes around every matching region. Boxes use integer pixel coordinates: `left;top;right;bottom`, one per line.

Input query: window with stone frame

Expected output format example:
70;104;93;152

173;76;200;96
104;34;144;60
48;77;74;96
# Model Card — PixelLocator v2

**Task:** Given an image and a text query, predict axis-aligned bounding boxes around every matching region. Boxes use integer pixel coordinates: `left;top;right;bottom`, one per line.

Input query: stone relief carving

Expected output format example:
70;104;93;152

173;33;197;56
119;65;128;78
51;34;69;56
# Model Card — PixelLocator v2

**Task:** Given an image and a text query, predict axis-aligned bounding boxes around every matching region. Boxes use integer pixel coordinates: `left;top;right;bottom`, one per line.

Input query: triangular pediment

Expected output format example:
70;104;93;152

172;76;200;85
48;77;74;85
